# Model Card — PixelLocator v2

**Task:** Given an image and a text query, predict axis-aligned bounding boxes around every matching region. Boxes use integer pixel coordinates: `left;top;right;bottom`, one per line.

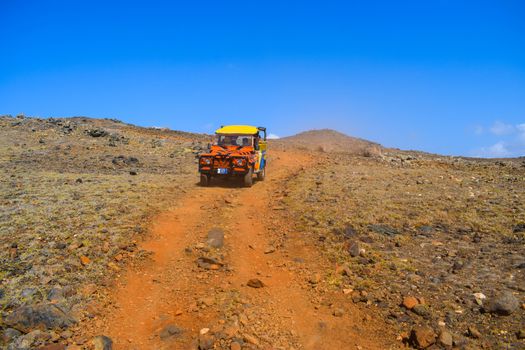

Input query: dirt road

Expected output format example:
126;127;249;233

83;149;395;349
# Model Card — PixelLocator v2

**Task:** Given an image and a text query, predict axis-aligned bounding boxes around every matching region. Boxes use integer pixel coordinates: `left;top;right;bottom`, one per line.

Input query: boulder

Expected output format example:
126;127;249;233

91;335;113;350
484;291;519;316
7;329;48;350
247;279;265;288
5;304;76;333
409;326;436;349
402;296;419;310
159;324;183;340
437;330;453;348
2;328;22;343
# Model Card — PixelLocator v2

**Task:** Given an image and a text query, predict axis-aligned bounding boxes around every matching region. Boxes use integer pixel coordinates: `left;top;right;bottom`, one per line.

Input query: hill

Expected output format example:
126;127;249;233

276;129;382;156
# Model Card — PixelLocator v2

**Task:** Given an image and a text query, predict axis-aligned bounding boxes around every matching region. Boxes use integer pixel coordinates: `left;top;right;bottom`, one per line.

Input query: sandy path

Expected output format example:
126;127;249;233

84;149;394;349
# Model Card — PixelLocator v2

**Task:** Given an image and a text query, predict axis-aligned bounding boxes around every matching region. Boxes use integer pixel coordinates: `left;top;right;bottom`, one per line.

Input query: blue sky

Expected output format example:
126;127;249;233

1;1;524;157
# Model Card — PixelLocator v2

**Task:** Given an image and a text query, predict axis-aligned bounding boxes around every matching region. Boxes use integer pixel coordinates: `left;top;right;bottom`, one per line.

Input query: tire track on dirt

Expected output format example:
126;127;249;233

81;149;394;349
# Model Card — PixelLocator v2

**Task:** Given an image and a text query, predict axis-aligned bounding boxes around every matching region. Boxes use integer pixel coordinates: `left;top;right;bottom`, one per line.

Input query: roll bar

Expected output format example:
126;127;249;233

257;127;267;141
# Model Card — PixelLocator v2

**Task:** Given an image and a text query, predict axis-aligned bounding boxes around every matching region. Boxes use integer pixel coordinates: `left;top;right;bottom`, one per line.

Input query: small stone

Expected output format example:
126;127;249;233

484;291;519;316
332;308;344;317
309;273;321;284
61;330;73;339
347;241;361;257
264;247;275;254
230;341;242;350
402;296;419;310
2;328;21;343
243;334;259;345
410;326;436;349
438;330;453;348
467;326;481;339
80;256;91;266
198;333;214;349
159;324;182;340
247;279;265;288
412;304;432;319
517;329;525;339
473;292;486;305
91;335;112;350
223;324;239;339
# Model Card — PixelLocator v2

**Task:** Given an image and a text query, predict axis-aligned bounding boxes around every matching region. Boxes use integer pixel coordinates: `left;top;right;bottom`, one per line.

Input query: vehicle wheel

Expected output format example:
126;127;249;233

243;168;253;187
200;174;210;187
257;167;265;181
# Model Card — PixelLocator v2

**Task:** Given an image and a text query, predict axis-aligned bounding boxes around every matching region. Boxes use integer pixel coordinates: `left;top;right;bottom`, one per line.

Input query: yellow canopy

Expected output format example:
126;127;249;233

215;125;259;135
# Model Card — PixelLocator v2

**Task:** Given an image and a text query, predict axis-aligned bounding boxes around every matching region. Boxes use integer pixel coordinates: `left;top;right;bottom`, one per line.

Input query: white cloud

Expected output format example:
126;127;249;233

475;141;511;158
517;123;525;142
490;121;514;136
474;121;525;158
267;133;280;139
489;142;510;157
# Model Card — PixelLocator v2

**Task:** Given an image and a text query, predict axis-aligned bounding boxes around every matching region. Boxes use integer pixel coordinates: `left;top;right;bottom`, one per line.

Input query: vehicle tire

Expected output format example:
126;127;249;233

200;174;210;187
257;167;265;181
243;168;253;187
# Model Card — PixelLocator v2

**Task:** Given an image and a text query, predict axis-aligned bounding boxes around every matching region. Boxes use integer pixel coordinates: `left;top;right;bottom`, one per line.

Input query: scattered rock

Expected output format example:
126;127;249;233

412;304;432;319
2;328;22;343
467;326;482;339
402;296;419;310
230;341;241;350
473;292;486;305
368;224;399;236
309;273;321;284
80;255;91;266
5;304;76;333
347;240;361;257
243;334;259;345
409;325;436;349
484;291;519;316
196;257;223;270
264;246;275;254
198;332;214;350
517;329;525;339
206;228;224;248
247;279;265;288
438;330;453;348
513;223;525;233
159;324;183;340
6;329;48;350
332;308;344;317
91;335;113;350
86;129;108;138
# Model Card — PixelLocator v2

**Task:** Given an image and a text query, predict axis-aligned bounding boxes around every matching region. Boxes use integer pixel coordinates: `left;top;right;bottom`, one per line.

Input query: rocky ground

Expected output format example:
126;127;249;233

1;118;524;350
0;115;208;349
284;150;525;349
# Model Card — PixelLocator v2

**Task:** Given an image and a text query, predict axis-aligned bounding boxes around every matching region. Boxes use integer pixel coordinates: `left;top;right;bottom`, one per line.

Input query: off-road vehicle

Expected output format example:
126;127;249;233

198;125;267;187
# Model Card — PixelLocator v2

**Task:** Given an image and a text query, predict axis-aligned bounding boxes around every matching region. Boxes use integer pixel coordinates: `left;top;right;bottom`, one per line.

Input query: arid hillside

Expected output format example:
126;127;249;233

275;129;382;156
0;115;208;349
0;116;524;350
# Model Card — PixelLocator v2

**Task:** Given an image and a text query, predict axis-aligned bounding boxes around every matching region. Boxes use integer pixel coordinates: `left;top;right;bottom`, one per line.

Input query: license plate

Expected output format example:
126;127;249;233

217;168;228;174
